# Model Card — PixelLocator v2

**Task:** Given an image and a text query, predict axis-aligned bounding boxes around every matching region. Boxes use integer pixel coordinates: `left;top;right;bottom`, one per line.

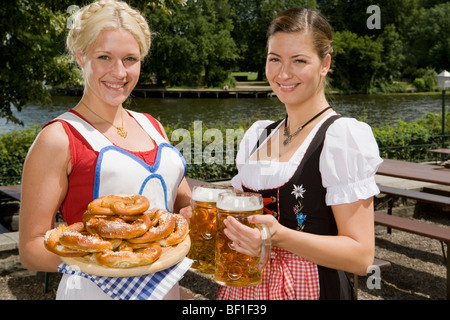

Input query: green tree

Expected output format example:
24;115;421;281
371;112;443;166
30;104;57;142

408;2;450;70
0;1;76;124
331;31;383;93
0;0;186;125
372;24;406;91
230;0;316;81
143;0;239;88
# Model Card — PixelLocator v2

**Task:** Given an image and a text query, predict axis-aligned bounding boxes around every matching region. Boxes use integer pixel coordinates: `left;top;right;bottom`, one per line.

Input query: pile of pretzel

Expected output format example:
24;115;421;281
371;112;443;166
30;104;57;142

44;195;189;268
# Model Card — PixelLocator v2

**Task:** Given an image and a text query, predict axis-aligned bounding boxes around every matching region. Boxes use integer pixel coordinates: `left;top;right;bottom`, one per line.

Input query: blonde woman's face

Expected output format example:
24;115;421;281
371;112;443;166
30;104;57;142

78;28;141;107
265;31;330;107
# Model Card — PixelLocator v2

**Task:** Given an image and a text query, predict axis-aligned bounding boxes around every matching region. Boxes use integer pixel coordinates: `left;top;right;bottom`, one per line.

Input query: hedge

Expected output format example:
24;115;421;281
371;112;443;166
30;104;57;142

0;110;448;185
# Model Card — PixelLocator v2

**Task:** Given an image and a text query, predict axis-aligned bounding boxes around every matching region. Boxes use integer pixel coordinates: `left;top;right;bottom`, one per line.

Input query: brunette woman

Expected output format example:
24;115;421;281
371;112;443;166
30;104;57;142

219;7;382;300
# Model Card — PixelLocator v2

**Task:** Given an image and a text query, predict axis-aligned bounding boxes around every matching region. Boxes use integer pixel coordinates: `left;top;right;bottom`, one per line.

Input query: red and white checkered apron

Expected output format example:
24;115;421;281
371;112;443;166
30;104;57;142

217;247;320;300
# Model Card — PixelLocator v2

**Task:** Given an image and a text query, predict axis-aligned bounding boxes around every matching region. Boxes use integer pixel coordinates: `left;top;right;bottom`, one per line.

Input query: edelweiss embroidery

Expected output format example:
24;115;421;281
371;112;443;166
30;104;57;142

291;184;307;230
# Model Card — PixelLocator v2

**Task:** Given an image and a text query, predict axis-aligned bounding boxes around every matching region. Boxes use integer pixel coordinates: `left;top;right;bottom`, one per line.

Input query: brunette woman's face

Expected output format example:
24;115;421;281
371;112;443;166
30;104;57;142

265;31;330;107
77;28;141;107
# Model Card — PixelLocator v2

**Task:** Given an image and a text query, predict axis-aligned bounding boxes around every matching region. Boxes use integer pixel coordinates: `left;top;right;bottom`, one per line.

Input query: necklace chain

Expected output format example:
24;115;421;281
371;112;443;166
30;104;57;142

81;101;128;138
283;106;332;146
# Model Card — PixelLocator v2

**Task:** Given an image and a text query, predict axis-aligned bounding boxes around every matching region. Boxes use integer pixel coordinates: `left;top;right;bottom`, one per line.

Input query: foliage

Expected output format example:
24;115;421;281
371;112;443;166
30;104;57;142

0;0;188;124
2;111;450;185
0;125;41;185
228;0;316;81
2;0;450;124
0;1;70;124
407;2;450;71
373;110;450;161
143;0;239;88
332;31;383;93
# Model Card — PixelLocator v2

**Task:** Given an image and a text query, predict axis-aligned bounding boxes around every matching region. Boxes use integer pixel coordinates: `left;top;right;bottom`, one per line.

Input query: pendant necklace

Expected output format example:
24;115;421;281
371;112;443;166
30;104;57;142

283;106;332;146
81;101;128;138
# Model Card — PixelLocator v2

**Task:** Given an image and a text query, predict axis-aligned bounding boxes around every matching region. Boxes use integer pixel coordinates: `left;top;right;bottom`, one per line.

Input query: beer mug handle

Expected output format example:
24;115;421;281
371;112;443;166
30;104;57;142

256;224;271;269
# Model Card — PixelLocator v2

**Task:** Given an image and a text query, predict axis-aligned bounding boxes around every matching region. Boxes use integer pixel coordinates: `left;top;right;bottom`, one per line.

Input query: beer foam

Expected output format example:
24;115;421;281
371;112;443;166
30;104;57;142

217;195;263;211
192;186;232;202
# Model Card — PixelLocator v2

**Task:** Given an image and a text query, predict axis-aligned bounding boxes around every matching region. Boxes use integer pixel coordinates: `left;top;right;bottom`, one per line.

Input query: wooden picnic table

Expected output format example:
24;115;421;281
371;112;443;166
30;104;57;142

0;184;21;202
427;148;450;156
376;158;450;299
427;148;450;161
377;158;450;187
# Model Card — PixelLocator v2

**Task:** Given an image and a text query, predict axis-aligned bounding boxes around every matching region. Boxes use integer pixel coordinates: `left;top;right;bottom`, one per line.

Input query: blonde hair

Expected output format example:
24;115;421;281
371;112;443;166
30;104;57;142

67;0;151;60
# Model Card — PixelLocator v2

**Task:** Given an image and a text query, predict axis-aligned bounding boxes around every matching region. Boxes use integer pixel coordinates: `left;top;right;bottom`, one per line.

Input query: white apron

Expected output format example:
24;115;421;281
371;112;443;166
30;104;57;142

55;110;186;300
55;110;186;212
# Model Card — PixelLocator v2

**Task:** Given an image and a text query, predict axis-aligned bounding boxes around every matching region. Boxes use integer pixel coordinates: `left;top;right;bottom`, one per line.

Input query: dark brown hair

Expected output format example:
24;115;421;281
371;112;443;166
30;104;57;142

267;7;333;61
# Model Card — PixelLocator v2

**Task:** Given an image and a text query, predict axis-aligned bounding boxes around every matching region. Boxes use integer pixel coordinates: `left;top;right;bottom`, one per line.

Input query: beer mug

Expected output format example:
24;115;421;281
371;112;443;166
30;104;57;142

215;192;271;287
187;184;232;274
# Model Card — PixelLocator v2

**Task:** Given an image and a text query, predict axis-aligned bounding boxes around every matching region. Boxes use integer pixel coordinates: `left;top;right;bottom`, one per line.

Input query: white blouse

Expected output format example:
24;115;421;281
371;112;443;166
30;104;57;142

231;112;383;206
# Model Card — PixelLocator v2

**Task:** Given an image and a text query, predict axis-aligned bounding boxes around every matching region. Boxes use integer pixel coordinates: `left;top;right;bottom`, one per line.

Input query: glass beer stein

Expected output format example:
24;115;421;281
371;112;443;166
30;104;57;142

215;192;271;287
187;184;232;274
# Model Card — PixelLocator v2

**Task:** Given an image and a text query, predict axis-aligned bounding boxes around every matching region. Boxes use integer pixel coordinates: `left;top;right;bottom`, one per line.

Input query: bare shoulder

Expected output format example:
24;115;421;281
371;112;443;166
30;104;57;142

31;121;70;154
25;121;71;172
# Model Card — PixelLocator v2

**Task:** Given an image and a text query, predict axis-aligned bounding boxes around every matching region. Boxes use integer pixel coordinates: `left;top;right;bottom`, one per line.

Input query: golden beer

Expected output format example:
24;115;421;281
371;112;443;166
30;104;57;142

214;192;270;287
187;185;231;274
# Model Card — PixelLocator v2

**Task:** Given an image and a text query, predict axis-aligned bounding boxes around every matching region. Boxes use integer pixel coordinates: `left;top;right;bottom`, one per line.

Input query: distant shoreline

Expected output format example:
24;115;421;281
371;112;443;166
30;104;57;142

49;85;276;99
49;83;444;99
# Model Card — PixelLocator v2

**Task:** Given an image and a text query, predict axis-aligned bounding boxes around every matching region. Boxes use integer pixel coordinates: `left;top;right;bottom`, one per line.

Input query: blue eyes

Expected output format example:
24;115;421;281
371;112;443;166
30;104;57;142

97;56;138;62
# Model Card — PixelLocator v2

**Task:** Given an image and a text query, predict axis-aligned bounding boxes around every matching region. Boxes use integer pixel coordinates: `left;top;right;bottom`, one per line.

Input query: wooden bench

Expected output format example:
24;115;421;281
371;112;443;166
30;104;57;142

374;211;450;299
377;184;450;234
378;185;450;205
0;184;21;203
378;185;450;207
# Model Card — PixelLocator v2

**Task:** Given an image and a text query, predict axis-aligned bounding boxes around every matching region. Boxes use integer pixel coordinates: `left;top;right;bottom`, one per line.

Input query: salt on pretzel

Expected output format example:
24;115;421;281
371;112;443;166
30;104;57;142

87;195;150;216
157;214;189;247
127;210;176;244
44;224;89;257
58;222;121;253
84;212;152;239
94;242;162;268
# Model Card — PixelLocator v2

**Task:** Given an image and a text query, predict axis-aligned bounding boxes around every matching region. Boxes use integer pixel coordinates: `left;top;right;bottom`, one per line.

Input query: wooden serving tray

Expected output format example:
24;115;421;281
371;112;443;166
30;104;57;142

61;237;190;277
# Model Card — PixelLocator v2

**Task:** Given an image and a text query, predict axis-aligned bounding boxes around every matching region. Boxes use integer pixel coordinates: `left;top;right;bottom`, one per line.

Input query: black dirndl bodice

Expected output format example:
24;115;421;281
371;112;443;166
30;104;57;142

242;115;355;300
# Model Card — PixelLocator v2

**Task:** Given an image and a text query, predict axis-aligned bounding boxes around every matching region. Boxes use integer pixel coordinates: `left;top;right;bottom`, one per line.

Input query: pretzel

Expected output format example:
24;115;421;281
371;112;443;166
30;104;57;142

127;210;176;244
157;214;189;247
119;240;157;250
84;212;152;239
59;222;122;252
44;224;89;257
44;196;188;269
94;242;162;268
87;195;150;216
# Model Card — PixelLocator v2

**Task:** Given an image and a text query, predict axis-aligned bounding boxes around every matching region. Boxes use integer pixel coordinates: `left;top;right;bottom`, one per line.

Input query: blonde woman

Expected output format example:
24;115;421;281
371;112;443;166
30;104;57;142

219;8;383;300
19;0;191;300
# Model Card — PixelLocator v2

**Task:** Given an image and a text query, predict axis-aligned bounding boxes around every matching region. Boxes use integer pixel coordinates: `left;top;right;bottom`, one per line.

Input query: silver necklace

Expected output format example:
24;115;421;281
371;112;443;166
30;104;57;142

283;106;332;146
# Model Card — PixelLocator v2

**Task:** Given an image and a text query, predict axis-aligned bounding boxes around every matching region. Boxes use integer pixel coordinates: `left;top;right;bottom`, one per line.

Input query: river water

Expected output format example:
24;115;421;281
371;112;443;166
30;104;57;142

0;93;447;134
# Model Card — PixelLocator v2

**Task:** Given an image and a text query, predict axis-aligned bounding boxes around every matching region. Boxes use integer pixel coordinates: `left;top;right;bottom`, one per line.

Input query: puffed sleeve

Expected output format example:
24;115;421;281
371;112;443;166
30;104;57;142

320;118;383;206
231;120;274;190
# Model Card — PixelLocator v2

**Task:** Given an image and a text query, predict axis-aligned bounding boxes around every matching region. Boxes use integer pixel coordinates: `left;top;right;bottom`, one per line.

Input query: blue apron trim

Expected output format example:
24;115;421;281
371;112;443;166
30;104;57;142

93;143;187;210
139;173;169;212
